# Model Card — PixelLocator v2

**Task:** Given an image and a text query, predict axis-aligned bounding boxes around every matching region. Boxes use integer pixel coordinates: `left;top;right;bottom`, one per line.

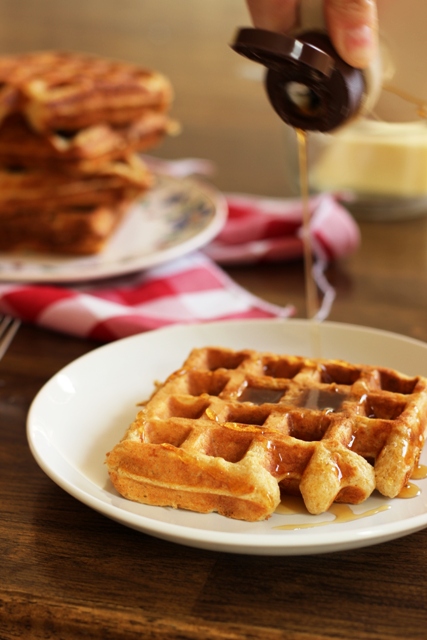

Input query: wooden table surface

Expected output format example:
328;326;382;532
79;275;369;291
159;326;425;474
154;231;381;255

1;2;427;639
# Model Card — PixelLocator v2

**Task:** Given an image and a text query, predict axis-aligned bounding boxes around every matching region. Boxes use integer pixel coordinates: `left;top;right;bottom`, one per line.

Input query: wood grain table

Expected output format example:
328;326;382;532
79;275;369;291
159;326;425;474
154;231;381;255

1;2;427;638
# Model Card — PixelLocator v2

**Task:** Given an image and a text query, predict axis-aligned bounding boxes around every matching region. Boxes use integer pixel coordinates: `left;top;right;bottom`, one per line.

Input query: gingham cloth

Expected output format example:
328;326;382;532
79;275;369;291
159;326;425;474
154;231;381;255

0;162;360;342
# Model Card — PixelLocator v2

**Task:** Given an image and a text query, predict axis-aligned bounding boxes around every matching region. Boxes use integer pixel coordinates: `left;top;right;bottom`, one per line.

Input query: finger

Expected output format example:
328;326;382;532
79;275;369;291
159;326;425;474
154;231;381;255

245;0;299;33
324;0;378;68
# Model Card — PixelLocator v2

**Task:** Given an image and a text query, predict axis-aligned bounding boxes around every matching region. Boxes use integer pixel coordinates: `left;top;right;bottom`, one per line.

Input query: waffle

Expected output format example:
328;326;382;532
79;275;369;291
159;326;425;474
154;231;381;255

0;113;178;172
0;200;130;255
0;154;152;212
106;347;427;521
0;51;174;132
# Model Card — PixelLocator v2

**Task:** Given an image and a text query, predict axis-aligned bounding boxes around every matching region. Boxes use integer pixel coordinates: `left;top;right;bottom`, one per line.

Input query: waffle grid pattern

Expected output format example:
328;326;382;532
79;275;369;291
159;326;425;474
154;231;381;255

0;51;173;132
107;347;427;521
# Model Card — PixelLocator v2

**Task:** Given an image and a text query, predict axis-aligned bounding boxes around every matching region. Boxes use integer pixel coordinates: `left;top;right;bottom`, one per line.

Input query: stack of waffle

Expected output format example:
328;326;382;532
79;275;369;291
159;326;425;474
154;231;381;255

0;51;177;255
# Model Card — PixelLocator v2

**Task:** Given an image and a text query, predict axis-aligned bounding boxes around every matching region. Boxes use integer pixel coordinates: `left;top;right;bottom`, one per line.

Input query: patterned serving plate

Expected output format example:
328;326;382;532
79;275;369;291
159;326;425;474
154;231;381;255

0;174;227;283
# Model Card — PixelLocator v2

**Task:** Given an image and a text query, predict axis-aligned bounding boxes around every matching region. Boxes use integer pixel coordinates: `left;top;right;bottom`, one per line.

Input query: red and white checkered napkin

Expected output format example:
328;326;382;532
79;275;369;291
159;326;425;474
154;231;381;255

205;191;359;264
0;187;359;342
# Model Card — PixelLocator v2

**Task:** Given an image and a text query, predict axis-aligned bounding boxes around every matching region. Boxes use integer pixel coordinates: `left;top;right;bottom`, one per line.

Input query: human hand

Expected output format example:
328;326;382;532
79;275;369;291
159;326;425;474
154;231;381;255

245;0;378;69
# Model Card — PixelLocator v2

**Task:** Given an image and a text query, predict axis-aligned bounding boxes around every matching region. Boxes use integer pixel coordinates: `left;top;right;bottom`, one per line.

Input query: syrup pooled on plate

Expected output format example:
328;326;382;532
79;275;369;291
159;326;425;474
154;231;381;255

274;463;427;529
397;465;427;499
274;495;390;530
411;464;427;480
398;483;421;499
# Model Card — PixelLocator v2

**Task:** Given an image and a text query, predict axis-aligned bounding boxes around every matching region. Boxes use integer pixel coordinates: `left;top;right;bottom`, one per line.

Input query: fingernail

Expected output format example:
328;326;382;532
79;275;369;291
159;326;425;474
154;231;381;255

342;25;376;68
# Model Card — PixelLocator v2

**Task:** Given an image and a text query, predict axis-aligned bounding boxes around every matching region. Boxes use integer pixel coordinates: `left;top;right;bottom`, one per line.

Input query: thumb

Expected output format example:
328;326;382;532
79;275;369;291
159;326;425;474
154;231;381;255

324;0;378;69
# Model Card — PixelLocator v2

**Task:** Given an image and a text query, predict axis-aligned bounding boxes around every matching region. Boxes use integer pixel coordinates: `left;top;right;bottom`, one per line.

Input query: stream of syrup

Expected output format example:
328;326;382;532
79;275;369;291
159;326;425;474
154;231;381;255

296;128;322;357
296;128;318;321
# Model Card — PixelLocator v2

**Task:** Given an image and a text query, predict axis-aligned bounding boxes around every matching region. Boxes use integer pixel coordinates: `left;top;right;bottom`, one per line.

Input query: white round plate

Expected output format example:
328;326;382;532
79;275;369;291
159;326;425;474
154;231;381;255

0;174;227;283
27;319;427;555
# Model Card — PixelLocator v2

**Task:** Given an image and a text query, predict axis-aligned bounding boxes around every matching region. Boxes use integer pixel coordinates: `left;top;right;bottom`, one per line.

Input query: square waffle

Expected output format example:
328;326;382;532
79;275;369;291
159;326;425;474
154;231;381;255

0;113;178;172
106;347;427;521
0;51;174;132
0;153;152;213
0;153;151;254
0;200;130;255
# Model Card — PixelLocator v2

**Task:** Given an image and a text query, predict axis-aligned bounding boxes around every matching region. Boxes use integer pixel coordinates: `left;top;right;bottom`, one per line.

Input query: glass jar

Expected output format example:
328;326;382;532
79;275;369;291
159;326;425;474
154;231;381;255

304;119;427;220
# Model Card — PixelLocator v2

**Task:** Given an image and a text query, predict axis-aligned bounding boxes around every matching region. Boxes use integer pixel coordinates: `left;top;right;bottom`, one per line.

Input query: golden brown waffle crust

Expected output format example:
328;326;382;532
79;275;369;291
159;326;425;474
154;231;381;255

0;51;174;132
106;347;427;521
0;201;131;255
0;113;178;170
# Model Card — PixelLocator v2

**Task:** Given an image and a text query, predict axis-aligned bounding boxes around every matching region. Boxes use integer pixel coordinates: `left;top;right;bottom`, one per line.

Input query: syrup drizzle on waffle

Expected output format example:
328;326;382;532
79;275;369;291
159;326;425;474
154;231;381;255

106;347;427;522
